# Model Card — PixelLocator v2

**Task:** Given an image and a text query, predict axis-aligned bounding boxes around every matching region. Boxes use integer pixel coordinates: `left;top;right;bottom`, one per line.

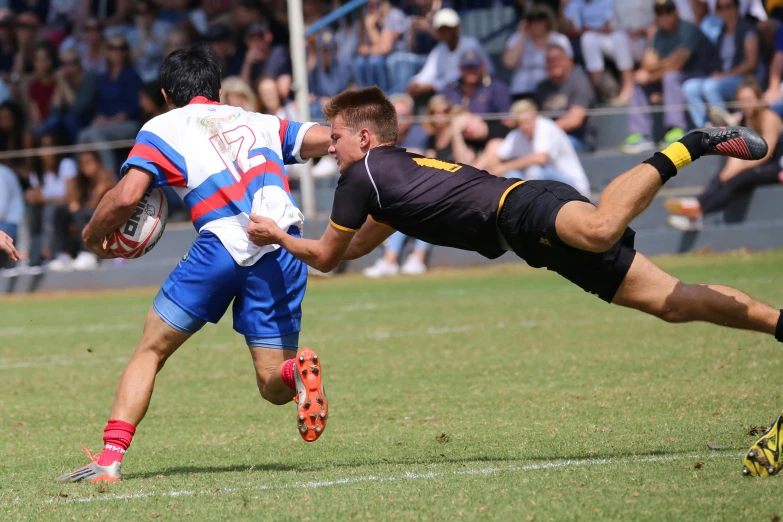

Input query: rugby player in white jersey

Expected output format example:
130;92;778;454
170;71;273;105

56;45;331;483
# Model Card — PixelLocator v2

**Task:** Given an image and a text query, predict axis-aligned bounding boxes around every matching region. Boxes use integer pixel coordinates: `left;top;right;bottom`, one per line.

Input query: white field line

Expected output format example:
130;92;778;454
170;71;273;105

23;451;741;508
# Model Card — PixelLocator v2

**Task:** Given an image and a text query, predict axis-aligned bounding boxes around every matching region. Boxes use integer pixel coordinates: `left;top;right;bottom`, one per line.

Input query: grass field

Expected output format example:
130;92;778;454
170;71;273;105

2;250;783;521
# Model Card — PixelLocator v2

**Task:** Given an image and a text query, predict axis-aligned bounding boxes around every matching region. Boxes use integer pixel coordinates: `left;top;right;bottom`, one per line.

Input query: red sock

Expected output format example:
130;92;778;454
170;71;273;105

97;419;136;466
281;359;296;390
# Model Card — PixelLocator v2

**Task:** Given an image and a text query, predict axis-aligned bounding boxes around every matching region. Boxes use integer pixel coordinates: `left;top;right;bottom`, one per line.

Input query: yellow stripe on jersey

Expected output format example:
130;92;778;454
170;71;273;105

329;219;358;233
496;181;525;217
369;215;394;228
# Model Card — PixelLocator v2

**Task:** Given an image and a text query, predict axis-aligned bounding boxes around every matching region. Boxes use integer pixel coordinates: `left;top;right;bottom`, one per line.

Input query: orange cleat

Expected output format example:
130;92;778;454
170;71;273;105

293;348;328;442
55;444;122;483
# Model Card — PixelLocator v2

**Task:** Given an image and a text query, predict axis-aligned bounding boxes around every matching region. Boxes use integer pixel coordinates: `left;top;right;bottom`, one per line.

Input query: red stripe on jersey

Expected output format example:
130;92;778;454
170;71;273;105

278;118;289;147
129;144;187;186
189;157;290;224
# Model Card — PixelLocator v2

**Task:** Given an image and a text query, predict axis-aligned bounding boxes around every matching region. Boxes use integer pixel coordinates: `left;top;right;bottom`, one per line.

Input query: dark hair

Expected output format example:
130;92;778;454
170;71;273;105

524;4;556;32
160;44;221;107
323;86;398;144
35;40;59;70
33;131;65;175
0;100;26;151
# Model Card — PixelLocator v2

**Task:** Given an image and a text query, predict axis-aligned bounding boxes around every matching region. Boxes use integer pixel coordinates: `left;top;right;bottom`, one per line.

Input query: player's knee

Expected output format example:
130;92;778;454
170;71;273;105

650;283;694;324
585;219;622;253
256;371;291;405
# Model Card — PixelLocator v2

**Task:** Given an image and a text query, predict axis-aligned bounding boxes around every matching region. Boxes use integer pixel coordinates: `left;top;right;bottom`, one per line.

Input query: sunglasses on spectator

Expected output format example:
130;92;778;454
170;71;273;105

716;2;736;9
85;25;101;32
17;23;37;30
108;44;128;51
61;58;80;65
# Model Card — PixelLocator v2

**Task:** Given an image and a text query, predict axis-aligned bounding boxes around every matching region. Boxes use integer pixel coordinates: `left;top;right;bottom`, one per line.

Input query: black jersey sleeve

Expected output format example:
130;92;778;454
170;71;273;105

329;159;376;233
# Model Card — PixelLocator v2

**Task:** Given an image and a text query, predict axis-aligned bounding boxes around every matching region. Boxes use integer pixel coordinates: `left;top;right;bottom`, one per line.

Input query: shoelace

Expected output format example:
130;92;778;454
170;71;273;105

78;443;101;463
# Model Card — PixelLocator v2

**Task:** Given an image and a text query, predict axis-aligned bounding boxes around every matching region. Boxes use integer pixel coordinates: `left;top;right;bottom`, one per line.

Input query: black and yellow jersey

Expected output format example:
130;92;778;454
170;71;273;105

329;146;522;259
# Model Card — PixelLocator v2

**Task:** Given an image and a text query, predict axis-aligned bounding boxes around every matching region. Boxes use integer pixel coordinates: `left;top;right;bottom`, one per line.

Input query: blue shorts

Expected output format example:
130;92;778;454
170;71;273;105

153;229;306;349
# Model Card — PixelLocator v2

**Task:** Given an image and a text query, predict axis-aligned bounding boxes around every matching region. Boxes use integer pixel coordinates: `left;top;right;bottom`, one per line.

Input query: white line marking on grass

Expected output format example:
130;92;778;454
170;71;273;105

34;451;741;508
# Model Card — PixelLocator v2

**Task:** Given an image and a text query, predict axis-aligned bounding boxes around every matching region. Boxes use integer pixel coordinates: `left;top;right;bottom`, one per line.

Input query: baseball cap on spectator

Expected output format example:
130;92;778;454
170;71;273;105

433;8;460;29
206;24;231;42
247;22;269;37
547;40;574;59
459;50;483;69
654;0;677;14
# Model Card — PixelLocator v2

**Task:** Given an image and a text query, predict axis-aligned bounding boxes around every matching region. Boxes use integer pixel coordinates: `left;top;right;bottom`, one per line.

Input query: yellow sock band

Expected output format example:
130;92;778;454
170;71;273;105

661;142;692;170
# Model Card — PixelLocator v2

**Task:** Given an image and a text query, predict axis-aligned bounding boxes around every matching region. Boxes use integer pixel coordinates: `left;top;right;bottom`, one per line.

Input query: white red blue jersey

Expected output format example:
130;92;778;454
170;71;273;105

121;97;315;266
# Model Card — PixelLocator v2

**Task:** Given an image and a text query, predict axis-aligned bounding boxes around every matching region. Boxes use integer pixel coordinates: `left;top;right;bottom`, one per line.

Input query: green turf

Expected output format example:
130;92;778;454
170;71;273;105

2;250;783;521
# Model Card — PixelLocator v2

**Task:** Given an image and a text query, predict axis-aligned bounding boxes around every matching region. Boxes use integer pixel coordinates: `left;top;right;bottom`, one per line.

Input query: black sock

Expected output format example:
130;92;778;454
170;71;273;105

643;131;709;184
776;310;783;343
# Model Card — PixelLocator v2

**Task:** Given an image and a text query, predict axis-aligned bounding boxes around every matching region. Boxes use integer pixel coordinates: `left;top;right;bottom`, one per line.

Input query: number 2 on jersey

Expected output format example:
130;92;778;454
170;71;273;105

209;125;264;183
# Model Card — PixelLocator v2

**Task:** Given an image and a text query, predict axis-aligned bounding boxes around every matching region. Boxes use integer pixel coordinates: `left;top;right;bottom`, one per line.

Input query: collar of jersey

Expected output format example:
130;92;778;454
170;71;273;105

187;96;220;106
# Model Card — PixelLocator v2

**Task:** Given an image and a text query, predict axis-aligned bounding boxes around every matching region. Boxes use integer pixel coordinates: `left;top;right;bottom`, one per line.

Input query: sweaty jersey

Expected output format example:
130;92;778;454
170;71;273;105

121;97;315;266
329;146;523;259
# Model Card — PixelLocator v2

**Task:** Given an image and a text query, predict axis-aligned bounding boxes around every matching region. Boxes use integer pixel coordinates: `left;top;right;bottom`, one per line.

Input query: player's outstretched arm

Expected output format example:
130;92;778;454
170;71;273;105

343;218;395;261
82;168;153;259
248;215;354;273
0;230;19;262
299;125;332;160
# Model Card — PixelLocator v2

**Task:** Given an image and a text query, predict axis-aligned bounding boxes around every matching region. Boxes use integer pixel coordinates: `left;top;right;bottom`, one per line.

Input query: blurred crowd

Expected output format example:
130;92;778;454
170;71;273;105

1;0;783;277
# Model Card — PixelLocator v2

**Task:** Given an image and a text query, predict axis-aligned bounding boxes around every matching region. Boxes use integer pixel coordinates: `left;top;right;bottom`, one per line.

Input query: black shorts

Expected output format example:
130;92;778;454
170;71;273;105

497;180;637;302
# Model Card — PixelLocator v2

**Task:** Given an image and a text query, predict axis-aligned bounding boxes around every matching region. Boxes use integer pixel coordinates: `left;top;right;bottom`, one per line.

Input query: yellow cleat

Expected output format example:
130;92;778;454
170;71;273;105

743;410;783;477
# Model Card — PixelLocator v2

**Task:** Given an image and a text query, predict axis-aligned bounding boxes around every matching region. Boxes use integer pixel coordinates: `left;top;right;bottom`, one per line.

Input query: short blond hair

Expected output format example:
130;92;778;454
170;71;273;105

220;76;258;111
510;99;537;119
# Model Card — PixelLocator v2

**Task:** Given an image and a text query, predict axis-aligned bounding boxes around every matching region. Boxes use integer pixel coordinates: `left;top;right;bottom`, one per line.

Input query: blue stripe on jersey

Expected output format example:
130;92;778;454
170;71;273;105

134;130;188;182
185;147;295;231
280;121;305;165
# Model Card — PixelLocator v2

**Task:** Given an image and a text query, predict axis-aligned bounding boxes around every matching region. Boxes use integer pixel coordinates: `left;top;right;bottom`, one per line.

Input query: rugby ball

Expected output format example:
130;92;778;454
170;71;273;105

106;188;168;259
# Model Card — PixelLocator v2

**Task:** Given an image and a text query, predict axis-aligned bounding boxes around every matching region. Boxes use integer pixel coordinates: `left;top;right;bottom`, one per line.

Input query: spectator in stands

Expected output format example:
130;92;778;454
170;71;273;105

441;50;511;115
614;0;656;64
82;0;132;30
386;1;433;94
49;150;115;271
620;0;719;154
405;0;439;56
208;24;243;78
139;80;167;124
240;22;291;100
76;35;142;172
164;29;190;57
0;163;23;274
665;79;783;231
690;0;723;44
683;0;758;128
46;0;81;29
565;0;636;105
257;76;297;120
0;12;16;75
220;76;258;112
26;131;78;269
406;8;493;102
127;0;171;83
503;4;572;101
764;24;783;116
39;47;97;140
391;92;430;154
0;100;33;175
354;0;410;93
706;0;767;20
185;0;233;37
308;31;352;117
24;41;58;129
362;91;433;279
12;12;40;77
535;42;596;152
475;99;591;197
421;94;454;159
67;18;107;76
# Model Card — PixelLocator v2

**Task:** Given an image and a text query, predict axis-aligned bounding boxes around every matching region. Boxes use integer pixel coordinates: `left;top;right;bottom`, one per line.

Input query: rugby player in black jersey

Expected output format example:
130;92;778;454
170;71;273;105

248;87;783;476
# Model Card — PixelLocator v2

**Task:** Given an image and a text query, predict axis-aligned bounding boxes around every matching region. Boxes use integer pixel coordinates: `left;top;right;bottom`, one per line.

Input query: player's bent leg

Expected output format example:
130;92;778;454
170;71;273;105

611;252;780;335
247;341;298;405
56;294;197;483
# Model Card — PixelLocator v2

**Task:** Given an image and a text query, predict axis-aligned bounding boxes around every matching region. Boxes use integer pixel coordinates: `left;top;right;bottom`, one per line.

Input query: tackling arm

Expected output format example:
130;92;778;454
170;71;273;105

299;125;332;160
343;218;395;260
248;216;355;273
81;168;153;258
